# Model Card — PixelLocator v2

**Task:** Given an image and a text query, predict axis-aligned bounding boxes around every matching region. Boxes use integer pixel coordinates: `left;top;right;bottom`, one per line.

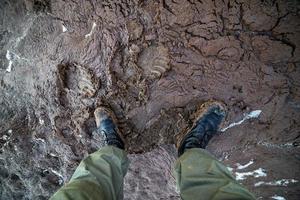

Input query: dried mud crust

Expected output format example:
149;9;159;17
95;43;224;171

0;0;300;199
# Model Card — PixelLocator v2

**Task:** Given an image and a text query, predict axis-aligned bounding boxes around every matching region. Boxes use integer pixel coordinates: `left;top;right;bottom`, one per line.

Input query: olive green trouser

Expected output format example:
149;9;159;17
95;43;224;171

50;146;255;200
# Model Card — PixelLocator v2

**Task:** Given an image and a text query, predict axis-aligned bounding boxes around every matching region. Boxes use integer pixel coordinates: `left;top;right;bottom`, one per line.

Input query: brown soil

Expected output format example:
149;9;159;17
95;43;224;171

0;0;299;199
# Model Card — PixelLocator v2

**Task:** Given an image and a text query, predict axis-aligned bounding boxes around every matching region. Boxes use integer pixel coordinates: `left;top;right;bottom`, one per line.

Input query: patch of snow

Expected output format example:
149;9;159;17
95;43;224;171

49;153;58;157
255;179;298;187
221;110;262;132
271;195;286;200
85;22;97;38
258;141;296;149
35;138;46;143
235;168;267;180
227;167;234;172
236;159;254;170
224;153;229;160
62;24;67;32
39;118;44;125
5;50;30;72
50;169;65;185
1;135;9;141
6;50;13;72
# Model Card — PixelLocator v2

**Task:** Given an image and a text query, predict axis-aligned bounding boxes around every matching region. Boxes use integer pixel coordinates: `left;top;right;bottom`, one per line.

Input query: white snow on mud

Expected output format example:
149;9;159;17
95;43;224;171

6;50;13;72
85;22;97;38
271;195;286;200
62;24;67;32
236;159;254;170
255;179;298;187
221;110;262;132
235;168;267;180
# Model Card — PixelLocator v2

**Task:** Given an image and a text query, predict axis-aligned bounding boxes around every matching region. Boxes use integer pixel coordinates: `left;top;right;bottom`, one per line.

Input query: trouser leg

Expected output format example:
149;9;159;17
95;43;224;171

50;146;129;200
174;148;256;200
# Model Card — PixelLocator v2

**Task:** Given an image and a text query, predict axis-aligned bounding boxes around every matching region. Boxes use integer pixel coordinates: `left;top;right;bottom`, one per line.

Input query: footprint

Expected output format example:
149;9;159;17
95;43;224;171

57;63;99;98
138;44;171;79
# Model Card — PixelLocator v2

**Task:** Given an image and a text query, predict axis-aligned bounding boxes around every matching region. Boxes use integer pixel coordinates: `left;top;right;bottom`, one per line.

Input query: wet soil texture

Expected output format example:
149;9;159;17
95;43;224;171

0;0;300;199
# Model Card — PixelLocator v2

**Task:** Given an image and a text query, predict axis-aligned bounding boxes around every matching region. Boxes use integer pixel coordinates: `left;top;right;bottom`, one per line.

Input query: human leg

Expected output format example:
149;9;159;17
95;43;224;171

174;101;255;200
175;148;255;200
51;107;128;200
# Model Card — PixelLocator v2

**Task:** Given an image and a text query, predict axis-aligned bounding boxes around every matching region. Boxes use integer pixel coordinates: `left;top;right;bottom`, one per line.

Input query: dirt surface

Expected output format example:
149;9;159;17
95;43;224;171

1;0;300;199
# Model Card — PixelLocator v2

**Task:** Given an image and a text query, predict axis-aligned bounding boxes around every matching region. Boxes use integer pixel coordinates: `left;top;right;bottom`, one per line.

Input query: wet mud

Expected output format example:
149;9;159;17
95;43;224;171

0;0;300;199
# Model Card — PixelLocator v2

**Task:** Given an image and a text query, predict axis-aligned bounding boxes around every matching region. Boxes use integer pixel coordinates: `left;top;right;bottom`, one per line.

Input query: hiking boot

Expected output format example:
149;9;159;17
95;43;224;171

94;107;125;149
176;101;227;156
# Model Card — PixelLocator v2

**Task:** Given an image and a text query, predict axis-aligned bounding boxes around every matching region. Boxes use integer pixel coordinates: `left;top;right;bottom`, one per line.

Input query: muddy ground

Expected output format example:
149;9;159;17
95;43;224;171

0;0;300;199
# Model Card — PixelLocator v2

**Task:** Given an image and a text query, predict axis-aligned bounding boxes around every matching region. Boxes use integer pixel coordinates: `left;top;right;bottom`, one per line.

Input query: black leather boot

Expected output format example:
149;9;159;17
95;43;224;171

176;101;227;157
94;107;125;149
